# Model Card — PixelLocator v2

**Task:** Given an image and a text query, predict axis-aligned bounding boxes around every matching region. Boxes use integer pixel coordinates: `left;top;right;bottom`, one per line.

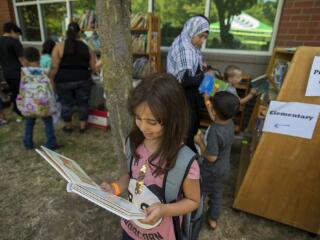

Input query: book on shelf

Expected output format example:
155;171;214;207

272;59;290;90
251;74;269;94
130;14;147;29
132;34;147;54
35;146;145;220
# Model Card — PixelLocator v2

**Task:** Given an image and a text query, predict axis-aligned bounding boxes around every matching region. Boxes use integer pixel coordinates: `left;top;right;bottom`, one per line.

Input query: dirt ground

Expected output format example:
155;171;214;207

0;113;319;240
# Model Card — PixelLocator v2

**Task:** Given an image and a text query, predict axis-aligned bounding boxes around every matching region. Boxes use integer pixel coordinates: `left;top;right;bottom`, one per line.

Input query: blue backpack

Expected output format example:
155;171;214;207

125;139;204;240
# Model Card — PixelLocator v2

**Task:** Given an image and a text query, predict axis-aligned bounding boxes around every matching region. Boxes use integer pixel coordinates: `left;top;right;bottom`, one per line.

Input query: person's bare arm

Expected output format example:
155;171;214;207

89;48;97;74
100;174;130;196
18;57;26;67
203;93;215;122
194;132;218;162
49;44;62;90
240;88;257;105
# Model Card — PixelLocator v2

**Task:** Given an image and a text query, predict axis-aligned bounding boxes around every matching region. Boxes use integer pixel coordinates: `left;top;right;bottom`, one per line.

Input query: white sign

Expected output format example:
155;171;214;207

263;101;320;139
305;56;320;96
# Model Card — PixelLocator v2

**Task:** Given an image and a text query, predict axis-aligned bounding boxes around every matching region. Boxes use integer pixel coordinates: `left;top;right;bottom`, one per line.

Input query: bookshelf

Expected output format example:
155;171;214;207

131;14;161;79
233;47;320;235
79;13;161;78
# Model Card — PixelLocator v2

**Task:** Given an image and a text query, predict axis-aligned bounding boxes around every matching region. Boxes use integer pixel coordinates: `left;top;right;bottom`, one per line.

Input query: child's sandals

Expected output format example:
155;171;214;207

208;218;218;230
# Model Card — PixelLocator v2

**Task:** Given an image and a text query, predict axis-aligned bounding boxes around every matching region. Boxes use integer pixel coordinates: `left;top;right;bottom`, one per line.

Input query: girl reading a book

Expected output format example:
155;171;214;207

166;15;210;152
100;73;201;240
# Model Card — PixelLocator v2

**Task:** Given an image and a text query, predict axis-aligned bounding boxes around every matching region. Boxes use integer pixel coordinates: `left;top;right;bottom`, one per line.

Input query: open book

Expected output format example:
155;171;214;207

251;74;269;94
35;146;145;220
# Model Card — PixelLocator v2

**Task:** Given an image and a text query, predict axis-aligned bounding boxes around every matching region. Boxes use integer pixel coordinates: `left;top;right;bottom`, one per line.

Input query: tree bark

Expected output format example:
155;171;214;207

96;0;132;172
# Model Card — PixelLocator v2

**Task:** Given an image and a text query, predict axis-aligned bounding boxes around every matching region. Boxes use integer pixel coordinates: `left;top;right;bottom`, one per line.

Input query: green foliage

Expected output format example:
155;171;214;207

246;2;278;26
155;0;206;27
73;0;95;10
131;0;147;14
42;3;67;40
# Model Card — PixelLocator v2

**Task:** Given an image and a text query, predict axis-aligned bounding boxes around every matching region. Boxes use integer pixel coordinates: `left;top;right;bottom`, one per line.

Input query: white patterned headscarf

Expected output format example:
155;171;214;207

167;16;209;82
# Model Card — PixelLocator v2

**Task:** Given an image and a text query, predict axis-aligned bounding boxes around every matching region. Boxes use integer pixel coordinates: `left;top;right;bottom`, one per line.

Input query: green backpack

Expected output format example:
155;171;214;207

125;138;204;240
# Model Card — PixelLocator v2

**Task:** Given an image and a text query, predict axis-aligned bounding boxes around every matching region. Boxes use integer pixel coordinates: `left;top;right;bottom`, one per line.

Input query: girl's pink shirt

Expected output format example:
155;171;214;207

121;144;200;240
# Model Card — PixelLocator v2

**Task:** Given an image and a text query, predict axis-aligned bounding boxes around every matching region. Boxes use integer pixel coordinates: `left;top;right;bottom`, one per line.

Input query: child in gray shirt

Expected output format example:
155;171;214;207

194;91;240;230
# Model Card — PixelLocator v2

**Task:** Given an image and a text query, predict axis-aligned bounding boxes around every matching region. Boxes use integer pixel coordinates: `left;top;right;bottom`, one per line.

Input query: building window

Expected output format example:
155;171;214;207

41;3;68;41
16;5;41;41
13;0;283;54
154;0;206;46
206;0;281;52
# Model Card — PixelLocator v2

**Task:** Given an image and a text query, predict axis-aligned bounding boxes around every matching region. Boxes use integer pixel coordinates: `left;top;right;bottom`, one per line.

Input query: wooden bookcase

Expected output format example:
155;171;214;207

131;14;161;77
199;74;251;134
233;46;320;235
80;13;161;76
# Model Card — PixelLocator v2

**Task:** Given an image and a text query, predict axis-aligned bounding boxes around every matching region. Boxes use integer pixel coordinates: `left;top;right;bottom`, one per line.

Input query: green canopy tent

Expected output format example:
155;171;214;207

210;12;273;48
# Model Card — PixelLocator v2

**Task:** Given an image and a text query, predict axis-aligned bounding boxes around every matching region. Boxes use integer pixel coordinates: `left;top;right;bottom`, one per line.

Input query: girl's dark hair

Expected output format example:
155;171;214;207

223;65;242;82
24;47;40;62
64;22;80;56
42;39;56;55
211;91;240;120
128;73;190;176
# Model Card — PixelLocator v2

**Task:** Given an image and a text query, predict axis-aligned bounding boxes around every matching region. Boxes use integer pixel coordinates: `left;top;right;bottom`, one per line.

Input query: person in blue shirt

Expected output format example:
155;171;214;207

40;39;56;72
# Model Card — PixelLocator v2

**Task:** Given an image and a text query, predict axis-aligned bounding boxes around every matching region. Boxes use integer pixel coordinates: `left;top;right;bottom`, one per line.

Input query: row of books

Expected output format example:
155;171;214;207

272;59;290;90
132;34;147;54
131;32;159;55
79;10;97;30
130;14;147;29
133;57;156;79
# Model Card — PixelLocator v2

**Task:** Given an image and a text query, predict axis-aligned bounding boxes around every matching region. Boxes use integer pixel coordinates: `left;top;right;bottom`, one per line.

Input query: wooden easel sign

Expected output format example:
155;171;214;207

305;56;320;96
262;101;320;139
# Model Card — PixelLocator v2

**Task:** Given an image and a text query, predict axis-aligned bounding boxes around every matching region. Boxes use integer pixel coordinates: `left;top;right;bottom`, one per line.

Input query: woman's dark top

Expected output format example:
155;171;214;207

55;40;91;83
181;66;204;111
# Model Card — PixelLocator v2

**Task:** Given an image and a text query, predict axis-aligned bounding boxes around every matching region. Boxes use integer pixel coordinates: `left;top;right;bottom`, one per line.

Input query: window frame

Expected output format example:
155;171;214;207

13;0;74;44
13;0;284;56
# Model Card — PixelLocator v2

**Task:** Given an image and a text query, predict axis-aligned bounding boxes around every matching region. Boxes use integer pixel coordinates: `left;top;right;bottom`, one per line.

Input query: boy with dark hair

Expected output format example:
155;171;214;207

194;91;240;230
0;22;24;119
18;47;60;150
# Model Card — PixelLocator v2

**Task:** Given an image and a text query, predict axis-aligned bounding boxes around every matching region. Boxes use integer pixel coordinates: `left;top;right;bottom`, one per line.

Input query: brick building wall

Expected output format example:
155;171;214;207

276;0;320;47
0;0;14;34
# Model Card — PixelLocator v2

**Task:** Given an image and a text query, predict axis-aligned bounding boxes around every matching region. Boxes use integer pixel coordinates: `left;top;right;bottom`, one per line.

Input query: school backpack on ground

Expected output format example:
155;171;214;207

16;67;57;118
125;139;204;240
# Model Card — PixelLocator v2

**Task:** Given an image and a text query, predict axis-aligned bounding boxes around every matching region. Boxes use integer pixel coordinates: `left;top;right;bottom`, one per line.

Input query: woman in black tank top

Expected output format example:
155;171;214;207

50;22;98;133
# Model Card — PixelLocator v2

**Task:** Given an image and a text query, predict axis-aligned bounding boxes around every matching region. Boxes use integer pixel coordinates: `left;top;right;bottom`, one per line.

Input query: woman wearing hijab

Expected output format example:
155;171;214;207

167;16;209;152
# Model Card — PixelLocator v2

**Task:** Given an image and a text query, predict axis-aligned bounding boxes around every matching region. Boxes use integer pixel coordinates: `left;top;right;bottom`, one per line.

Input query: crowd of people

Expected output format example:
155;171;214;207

0;21;99;150
0;16;258;240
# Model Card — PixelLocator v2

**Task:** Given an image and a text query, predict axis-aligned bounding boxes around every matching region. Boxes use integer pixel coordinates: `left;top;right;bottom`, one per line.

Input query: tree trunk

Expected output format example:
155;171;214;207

96;0;132;171
214;0;233;47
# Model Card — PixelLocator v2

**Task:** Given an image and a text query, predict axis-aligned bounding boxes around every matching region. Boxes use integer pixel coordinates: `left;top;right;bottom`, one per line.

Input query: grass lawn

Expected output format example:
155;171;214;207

0;111;318;240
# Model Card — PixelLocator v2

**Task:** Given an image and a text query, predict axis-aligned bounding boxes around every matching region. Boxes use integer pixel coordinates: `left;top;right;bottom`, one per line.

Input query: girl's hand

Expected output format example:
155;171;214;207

140;203;164;226
100;182;113;193
194;131;204;145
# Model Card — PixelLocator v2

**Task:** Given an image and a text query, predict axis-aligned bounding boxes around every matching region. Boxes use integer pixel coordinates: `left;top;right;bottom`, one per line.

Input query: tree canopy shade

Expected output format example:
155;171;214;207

96;0;132;169
153;0;206;46
207;0;279;50
213;0;256;47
